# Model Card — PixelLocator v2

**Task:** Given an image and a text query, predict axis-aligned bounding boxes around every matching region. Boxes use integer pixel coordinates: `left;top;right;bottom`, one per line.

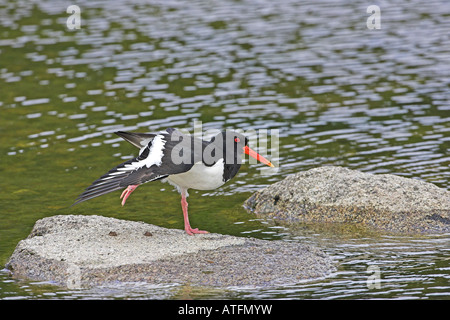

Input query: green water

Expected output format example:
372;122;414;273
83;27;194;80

0;0;449;299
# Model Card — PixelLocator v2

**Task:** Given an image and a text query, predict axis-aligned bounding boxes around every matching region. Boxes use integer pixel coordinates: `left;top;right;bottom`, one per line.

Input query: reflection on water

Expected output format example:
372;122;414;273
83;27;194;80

1;0;448;188
0;0;449;299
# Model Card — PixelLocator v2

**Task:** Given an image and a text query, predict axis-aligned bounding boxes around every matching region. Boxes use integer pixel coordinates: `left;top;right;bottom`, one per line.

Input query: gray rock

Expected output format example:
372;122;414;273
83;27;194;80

244;166;450;234
5;215;336;288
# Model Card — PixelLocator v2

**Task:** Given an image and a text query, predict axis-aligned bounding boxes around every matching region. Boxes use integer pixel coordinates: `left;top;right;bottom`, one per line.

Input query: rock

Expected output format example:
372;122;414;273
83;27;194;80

244;166;450;234
5;215;336;288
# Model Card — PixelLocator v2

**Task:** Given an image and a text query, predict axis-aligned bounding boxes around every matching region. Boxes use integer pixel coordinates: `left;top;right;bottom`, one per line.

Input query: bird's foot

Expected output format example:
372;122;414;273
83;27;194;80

185;226;209;236
120;185;138;206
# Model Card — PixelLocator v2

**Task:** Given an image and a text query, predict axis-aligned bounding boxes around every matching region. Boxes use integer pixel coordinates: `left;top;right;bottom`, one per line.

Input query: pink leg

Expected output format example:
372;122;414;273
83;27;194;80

120;185;139;206
181;191;208;235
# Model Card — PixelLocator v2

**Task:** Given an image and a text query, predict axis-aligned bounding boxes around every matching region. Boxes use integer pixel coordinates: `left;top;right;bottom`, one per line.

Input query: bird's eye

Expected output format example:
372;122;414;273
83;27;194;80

234;137;240;143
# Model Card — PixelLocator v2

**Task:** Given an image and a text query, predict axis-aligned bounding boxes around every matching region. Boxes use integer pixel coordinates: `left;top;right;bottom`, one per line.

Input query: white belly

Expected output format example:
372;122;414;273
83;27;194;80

167;159;225;191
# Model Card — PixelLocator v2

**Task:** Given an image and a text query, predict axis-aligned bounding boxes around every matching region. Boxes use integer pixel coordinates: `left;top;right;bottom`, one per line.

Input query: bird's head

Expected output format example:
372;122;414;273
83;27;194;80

210;131;274;167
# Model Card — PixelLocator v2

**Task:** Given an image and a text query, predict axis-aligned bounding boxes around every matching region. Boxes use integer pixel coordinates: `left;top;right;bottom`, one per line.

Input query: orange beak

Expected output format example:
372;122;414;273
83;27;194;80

243;146;275;167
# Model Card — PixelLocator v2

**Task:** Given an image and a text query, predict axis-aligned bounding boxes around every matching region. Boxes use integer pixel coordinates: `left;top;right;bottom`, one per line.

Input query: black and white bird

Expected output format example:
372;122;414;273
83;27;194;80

73;128;274;235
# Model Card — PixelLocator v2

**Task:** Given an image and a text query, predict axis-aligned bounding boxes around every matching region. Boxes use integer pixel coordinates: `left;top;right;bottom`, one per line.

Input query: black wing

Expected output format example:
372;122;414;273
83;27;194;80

72;128;197;205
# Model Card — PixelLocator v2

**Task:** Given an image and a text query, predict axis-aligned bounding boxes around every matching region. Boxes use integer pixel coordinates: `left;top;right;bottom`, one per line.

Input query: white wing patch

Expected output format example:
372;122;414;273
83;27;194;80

98;134;166;183
142;134;166;167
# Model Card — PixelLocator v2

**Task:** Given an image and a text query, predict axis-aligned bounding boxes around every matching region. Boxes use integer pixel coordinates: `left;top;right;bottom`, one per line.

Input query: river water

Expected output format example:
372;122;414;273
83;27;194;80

0;0;449;299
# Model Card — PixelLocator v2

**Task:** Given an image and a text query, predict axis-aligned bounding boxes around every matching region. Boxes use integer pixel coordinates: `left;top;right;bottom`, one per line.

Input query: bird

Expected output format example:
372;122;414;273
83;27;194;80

73;128;274;235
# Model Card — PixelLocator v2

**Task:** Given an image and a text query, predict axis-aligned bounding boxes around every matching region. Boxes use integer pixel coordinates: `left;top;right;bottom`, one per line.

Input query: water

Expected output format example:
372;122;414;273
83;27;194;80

0;0;449;299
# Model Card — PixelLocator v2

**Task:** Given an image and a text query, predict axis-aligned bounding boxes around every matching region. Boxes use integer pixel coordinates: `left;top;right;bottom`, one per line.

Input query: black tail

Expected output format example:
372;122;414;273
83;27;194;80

72;173;124;206
71;157;139;206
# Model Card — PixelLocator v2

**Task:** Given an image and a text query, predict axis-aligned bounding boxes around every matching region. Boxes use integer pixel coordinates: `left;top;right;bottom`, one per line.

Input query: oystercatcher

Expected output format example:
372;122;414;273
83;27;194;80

73;128;274;235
